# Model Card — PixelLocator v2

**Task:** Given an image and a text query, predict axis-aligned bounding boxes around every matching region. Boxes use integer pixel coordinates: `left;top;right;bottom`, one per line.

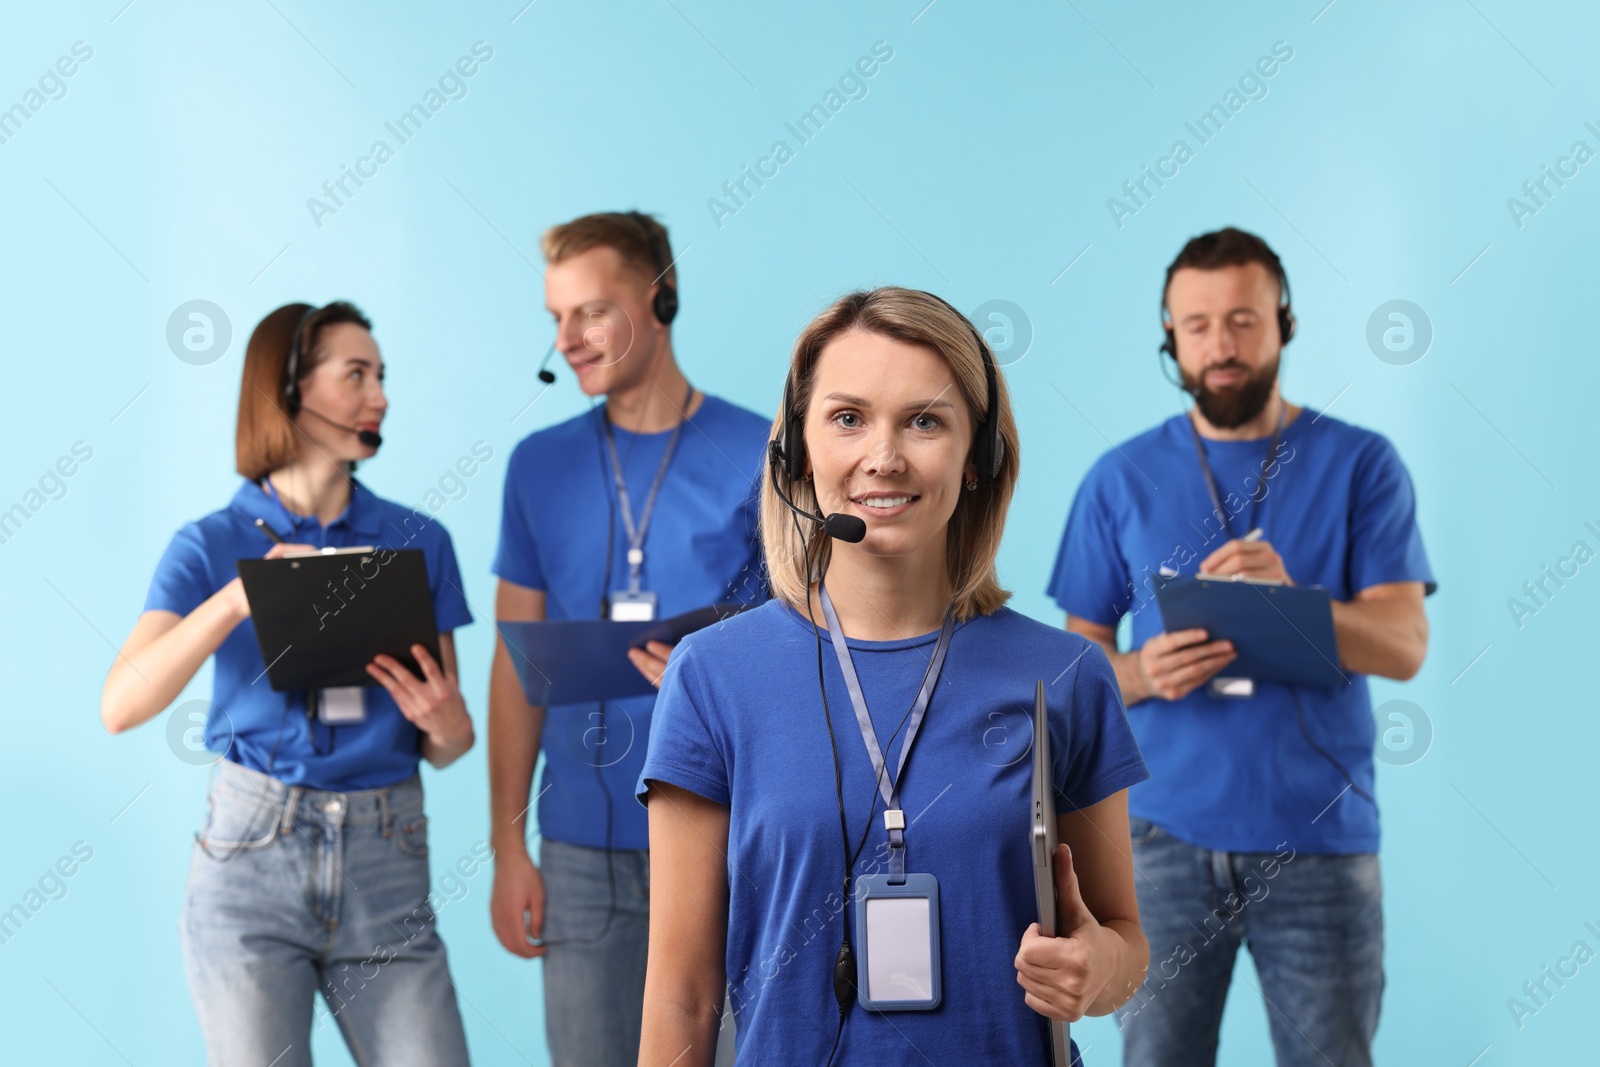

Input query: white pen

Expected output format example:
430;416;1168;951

1242;527;1265;543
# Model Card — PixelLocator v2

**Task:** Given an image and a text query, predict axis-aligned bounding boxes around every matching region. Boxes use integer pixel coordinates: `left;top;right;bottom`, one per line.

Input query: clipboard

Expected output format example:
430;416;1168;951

1153;573;1344;688
236;547;440;692
1031;678;1071;1066
498;602;753;707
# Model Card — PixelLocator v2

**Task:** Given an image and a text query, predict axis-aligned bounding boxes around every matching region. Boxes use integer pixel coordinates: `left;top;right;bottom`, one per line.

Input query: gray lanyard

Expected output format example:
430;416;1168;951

1186;398;1286;541
819;582;955;881
601;383;696;592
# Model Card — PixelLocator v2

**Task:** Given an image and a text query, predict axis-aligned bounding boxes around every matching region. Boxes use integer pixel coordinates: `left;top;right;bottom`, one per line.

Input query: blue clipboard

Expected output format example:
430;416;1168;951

498;602;752;706
1153;574;1345;689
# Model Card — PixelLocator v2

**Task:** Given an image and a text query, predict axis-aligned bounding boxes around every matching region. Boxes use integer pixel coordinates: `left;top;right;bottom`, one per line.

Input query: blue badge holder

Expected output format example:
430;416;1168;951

853;872;942;1011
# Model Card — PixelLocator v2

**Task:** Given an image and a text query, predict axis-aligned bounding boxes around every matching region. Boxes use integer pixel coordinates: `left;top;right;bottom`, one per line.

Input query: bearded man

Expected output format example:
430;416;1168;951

1047;227;1436;1067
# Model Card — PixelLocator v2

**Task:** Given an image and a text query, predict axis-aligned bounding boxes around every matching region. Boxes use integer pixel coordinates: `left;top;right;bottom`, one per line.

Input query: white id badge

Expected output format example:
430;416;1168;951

609;590;658;622
319;686;367;724
853;873;942;1011
1210;676;1255;699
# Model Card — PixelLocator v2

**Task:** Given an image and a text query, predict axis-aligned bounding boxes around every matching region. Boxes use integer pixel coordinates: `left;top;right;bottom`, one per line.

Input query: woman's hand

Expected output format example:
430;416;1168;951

103;547;321;733
218;576;253;622
219;542;317;621
626;640;675;688
367;642;474;766
1015;844;1132;1022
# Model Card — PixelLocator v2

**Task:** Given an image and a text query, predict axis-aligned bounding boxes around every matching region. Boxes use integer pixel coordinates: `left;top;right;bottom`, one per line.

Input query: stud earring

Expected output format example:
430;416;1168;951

965;478;978;491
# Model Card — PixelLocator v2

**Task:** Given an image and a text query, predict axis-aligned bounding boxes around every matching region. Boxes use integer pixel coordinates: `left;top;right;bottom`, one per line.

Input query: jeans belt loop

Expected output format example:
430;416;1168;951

378;787;392;838
280;787;301;835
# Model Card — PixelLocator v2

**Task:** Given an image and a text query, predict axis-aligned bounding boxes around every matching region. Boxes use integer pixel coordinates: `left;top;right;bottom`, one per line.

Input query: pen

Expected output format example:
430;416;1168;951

1242;528;1264;543
255;517;288;545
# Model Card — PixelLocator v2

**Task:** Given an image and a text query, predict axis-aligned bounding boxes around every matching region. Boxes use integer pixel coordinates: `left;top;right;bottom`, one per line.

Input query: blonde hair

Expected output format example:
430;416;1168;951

540;211;675;291
761;288;1021;623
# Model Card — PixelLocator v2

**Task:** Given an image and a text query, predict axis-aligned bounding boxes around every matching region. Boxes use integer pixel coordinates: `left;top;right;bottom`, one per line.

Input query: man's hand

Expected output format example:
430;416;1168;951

1199;537;1293;584
626;640;674;688
1136;628;1235;702
490;847;548;959
1015;845;1126;1022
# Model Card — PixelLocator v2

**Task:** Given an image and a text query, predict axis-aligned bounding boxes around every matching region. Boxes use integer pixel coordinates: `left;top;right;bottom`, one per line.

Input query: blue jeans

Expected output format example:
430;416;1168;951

539;838;650;1067
1117;819;1383;1067
537;839;738;1067
180;759;469;1067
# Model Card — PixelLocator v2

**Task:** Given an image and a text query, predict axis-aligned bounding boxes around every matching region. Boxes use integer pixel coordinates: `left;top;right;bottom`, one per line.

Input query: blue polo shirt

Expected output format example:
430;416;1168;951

493;394;770;850
143;478;473;791
1048;410;1435;854
638;599;1148;1066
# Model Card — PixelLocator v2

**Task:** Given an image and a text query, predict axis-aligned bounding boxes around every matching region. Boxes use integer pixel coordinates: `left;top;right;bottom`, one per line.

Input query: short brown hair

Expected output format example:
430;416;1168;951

540;211;675;292
235;301;372;480
761;288;1021;623
1162;226;1288;310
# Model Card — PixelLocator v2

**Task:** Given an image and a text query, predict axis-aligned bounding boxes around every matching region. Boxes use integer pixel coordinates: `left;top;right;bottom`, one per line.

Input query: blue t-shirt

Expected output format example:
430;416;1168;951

143;478;473;791
494;394;771;850
637;598;1148;1066
1047;410;1436;854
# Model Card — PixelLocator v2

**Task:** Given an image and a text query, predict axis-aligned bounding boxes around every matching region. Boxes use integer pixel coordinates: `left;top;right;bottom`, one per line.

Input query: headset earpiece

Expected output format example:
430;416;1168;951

282;303;319;417
774;373;806;483
653;280;679;327
1275;265;1295;346
971;334;1003;489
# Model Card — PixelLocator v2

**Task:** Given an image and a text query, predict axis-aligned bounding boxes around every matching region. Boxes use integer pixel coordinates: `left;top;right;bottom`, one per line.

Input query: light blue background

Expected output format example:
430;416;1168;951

1;1;1594;1063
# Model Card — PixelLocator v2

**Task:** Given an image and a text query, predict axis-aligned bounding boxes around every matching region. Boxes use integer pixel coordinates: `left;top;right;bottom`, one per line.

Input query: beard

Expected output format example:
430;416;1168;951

1181;355;1280;430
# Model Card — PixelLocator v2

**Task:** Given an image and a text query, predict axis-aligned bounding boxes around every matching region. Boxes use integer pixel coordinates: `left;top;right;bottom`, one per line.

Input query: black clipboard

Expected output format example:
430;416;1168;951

1153;574;1344;688
236;547;440;692
498;602;753;706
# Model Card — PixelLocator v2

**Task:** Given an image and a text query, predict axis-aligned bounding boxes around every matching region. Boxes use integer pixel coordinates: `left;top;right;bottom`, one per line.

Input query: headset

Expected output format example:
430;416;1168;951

1154;252;1378;813
626;210;679;327
280;302;383;448
766;291;1005;1067
281;303;319;418
535;213;679;385
1159;258;1296;362
281;302;384;449
268;301;373;768
771;294;1004;492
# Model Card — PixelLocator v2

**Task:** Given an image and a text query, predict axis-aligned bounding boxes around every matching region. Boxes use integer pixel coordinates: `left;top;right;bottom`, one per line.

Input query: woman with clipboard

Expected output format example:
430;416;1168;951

100;302;476;1066
636;288;1152;1065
